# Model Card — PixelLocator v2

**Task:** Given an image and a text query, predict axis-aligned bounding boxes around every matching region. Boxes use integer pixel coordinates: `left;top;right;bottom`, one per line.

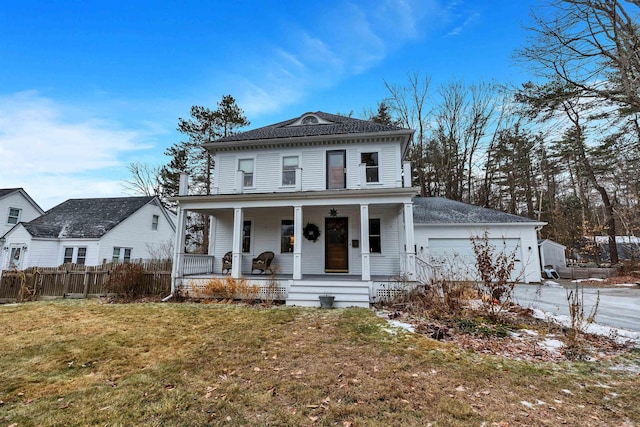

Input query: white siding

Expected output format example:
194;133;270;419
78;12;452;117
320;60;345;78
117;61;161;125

212;139;405;195
208;205;403;277
414;224;542;283
97;203;175;263
0;192;42;237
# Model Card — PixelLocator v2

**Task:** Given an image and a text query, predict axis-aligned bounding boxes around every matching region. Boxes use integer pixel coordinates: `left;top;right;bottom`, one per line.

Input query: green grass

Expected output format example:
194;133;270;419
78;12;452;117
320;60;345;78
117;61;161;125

0;300;639;426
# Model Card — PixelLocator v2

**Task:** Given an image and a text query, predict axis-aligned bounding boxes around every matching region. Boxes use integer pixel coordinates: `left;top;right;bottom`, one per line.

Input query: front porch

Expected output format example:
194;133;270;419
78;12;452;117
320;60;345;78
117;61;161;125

179;269;412;308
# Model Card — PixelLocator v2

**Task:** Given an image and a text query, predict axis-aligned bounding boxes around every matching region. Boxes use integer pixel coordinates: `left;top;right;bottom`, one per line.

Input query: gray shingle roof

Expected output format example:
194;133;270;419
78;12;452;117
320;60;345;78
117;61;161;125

23;196;155;238
0;188;20;199
413;197;539;224
214;111;408;143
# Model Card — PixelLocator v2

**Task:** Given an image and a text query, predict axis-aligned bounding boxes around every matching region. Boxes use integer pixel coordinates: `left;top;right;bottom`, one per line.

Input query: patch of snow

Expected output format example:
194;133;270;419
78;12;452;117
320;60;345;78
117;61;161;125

561;389;573;395
521;329;539;336
520;401;535;409
384;319;415;334
540;338;564;352
572;278;605;282
614;283;639;287
530;308;640;347
543;280;563;288
0;303;19;307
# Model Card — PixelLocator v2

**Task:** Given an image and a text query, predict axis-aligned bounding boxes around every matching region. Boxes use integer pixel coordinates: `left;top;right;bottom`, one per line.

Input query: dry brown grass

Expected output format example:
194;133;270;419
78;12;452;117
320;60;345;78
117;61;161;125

0;300;638;426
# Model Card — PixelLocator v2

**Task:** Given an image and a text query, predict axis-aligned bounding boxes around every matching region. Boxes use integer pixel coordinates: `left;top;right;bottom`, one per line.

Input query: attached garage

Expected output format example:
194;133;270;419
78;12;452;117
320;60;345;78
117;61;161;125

412;197;545;284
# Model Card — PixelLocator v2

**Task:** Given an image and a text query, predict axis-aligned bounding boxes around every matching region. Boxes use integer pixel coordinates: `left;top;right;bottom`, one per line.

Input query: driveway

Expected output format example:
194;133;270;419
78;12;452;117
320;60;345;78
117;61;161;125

513;282;640;332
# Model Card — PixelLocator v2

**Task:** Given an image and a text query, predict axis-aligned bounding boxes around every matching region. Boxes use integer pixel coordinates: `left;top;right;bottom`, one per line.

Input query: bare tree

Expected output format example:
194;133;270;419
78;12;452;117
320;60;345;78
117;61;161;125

123;162;162;198
384;72;432;196
518;0;640;114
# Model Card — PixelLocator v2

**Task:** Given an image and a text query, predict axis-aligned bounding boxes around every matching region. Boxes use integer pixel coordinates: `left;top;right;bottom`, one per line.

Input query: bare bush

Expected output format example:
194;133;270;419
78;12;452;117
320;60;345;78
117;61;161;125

564;284;600;359
105;263;146;300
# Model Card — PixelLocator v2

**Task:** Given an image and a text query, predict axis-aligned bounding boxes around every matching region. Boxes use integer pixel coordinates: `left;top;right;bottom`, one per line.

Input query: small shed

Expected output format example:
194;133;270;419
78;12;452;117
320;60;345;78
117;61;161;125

538;239;567;270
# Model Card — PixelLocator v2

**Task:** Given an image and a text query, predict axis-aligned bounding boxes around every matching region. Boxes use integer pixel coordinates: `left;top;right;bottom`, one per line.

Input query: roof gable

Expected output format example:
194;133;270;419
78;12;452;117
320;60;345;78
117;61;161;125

23;196;156;239
0;188;44;214
413;197;541;225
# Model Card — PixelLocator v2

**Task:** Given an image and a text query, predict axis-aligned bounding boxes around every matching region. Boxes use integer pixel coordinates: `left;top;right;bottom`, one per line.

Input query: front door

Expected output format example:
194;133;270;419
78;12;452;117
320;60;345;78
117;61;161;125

325;217;348;272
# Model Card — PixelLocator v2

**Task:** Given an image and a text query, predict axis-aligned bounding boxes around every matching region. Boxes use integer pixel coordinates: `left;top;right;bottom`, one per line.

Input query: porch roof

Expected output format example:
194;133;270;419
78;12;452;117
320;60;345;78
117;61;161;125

173;187;418;210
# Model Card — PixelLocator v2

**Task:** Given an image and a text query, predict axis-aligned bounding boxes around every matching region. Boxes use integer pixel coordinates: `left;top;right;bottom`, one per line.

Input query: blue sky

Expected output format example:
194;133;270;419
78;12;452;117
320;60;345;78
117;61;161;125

0;0;539;209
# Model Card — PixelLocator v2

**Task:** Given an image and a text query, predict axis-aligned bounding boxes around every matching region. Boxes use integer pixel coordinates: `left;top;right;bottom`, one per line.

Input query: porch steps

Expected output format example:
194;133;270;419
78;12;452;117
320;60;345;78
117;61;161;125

286;281;371;308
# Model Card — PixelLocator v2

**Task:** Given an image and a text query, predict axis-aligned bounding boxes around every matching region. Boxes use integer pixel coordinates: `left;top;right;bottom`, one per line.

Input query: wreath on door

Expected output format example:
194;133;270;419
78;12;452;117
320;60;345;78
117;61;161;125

303;223;321;242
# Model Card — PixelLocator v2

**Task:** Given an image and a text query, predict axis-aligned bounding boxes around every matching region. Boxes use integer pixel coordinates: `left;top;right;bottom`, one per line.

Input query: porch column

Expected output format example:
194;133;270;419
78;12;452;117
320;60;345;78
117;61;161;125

293;205;302;280
231;207;244;278
403;202;416;278
360;204;371;281
171;205;188;292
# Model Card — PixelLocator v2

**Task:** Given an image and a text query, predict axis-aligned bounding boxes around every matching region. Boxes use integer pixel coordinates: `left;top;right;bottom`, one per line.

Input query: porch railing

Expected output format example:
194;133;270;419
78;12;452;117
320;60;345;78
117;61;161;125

182;254;215;276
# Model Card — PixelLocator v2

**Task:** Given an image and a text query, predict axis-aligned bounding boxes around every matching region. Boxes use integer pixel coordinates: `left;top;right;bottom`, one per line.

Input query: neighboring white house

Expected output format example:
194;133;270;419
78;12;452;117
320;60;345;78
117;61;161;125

0;188;44;238
170;111;544;307
1;196;175;269
538;239;567;270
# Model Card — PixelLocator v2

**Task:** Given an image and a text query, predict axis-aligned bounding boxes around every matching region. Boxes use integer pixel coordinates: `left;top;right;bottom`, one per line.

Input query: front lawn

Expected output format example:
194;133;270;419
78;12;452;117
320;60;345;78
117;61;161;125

0;300;638;426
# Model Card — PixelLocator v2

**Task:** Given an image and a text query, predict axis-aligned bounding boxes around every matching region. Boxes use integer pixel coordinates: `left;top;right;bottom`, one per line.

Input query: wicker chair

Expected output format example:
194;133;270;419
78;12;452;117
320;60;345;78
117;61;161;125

222;251;233;274
251;251;274;274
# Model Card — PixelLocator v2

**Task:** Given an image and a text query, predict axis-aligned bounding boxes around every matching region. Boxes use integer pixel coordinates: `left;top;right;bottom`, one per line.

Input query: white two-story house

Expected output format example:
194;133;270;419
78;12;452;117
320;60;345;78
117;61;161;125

171;112;544;307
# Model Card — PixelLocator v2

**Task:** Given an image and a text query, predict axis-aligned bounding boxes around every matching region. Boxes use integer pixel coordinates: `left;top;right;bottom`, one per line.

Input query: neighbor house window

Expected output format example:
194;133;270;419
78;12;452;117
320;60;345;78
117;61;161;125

281;219;294;253
152;215;159;231
361;152;379;183
7;208;21;224
369;218;381;253
63;247;87;264
112;247;132;263
239;159;254;187
282;156;299;186
242;220;251;253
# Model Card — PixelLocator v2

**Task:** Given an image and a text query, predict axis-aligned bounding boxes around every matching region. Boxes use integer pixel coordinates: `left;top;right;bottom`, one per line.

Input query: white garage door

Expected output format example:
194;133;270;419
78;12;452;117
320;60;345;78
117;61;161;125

427;238;523;281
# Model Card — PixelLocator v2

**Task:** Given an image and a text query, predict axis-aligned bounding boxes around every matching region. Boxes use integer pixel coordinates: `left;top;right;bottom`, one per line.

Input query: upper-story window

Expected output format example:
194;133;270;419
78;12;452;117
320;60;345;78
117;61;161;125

282;156;299;186
327;150;346;190
361;152;379;183
152;215;159;231
239;159;254;188
7;207;21;224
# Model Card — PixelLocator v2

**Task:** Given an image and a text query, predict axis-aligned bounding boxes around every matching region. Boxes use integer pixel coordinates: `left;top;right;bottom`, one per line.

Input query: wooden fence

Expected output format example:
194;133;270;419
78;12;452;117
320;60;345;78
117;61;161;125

0;261;172;302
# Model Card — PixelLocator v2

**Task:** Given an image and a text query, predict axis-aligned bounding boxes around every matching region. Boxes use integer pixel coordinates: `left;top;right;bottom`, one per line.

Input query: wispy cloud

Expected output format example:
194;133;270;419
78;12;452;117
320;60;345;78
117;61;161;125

232;0;443;116
0;91;151;209
446;11;480;37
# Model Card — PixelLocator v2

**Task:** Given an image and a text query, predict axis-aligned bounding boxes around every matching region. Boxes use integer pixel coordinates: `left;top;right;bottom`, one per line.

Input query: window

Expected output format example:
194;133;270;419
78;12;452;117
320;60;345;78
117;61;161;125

282;156;298;186
112;247;132;263
361;152;379;183
369;218;381;253
242;220;251;253
152;214;159;231
7;208;21;224
280;219;294;253
64;248;74;264
239;159;254;187
77;247;87;265
327;150;346;189
302;115;319;125
63;247;87;264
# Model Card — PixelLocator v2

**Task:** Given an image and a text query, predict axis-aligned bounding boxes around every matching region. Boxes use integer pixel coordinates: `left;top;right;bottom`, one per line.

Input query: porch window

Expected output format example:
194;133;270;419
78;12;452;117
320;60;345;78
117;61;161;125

113;247;132;263
239;159;254;187
152;214;159;231
282;156;298;186
7;207;21;224
281;219;294;253
361;152;379;183
242;220;251;253
369;218;381;253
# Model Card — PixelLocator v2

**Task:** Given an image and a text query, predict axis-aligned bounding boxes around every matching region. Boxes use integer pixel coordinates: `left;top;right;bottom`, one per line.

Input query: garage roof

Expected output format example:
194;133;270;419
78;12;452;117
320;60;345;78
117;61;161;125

413;197;540;224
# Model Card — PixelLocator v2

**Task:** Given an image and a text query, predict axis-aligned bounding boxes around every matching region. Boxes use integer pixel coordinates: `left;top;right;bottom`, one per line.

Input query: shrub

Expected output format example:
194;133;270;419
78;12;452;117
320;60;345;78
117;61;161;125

105;263;146;300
